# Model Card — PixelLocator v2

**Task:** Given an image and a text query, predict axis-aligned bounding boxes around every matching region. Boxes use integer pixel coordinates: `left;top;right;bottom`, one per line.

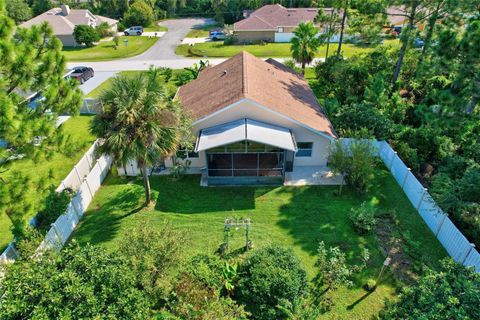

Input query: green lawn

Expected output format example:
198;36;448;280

176;40;399;58
185;23;222;38
73;166;446;319
62;36;158;62
0;115;95;251
86;70;183;99
144;22;168;32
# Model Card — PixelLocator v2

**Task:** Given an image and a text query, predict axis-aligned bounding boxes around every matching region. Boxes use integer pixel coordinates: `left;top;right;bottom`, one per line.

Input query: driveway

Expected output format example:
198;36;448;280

128;18;213;60
78;71;117;95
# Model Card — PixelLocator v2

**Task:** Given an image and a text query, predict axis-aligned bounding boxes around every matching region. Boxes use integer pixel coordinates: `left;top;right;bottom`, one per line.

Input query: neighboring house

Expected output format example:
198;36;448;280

234;4;319;43
20;5;118;46
121;52;336;185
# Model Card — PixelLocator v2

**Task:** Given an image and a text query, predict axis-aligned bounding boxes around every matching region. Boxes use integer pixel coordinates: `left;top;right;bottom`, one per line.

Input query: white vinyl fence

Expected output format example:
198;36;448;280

371;140;479;271
80;98;102;114
0;141;112;263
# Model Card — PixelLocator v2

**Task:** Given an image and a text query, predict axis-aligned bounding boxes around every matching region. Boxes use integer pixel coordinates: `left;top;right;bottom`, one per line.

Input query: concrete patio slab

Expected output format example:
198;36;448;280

284;166;343;186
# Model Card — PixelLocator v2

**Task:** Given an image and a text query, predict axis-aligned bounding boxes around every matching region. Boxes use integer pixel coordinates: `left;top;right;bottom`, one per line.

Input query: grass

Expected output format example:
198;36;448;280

62;36;158;62
86;70;184;99
73;166;447;319
0;116;95;251
144;22;168;32
176;40;399;58
185;23;222;38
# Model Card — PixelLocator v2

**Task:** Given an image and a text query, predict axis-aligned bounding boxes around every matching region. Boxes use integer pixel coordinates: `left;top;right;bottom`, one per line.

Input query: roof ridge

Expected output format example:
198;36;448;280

242;51;248;94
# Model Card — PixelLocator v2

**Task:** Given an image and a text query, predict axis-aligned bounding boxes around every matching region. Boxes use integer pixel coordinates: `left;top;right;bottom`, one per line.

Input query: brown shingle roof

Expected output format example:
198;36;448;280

177;52;336;138
234;4;319;31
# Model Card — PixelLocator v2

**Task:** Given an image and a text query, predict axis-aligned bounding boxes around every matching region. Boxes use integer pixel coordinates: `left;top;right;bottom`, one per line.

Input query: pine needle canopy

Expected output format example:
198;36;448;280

91;69;182;167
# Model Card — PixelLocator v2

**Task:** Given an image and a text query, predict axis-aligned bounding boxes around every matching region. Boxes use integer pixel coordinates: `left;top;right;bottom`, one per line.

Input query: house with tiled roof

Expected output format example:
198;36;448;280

20;5;117;46
233;4;320;43
145;52;336;185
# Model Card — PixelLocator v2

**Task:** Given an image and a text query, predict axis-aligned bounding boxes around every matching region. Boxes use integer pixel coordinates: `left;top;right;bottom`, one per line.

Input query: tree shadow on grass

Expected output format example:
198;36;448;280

151;175;272;214
73;181;144;246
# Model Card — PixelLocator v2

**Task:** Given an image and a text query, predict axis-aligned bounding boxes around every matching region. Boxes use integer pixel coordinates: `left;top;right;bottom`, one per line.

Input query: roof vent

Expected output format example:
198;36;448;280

222;70;228;76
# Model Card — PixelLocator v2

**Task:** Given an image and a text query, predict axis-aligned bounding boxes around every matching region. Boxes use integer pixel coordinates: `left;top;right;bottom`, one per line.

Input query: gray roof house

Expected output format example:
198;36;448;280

20;5;118;46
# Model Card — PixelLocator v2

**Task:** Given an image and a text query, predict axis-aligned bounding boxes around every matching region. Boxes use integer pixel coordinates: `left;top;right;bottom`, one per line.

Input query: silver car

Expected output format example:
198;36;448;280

124;26;144;36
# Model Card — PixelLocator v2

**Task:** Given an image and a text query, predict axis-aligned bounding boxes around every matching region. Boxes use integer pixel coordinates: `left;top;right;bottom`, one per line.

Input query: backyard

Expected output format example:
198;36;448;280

73;166;447;319
0;115;95;251
62;36;158;62
175;40;399;58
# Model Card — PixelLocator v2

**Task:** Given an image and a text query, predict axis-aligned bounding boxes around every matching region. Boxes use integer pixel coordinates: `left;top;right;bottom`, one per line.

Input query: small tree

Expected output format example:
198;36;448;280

380;259;480;319
290;21;320;75
91;68;185;204
5;0;31;24
73;25;100;47
314;241;369;293
236;245;308;319
123;0;154;27
329;139;376;194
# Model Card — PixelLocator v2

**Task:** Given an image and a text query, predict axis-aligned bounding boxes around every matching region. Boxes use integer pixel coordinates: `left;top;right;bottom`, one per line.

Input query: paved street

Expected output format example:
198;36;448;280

78;71;117;95
128;18;212;60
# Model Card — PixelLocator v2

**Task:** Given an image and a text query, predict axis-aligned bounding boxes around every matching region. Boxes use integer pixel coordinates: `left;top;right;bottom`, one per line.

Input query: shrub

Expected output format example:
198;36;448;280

123;0;154;27
223;34;236;45
118;223;185;305
159;67;173;82
236;245;308;320
73;25;100;47
36;188;73;232
96;21;114;38
283;58;302;74
0;243;150;319
15;225;43;258
364;279;377;292
113;35;120;49
183;254;224;291
329;139;376;194
380;259;480;319
349;201;377;234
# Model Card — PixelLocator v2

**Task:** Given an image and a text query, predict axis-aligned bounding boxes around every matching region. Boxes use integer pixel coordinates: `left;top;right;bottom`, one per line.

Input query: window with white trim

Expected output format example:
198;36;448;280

278;27;284;33
296;142;313;157
176;147;199;159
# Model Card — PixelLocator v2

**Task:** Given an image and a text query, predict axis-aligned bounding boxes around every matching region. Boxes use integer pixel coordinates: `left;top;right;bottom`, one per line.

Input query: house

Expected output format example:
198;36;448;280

131;51;334;186
233;4;319;43
20;5;118;46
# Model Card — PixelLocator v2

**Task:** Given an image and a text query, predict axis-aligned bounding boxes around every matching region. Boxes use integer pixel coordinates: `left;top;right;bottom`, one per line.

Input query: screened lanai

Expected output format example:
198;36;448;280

195;119;297;184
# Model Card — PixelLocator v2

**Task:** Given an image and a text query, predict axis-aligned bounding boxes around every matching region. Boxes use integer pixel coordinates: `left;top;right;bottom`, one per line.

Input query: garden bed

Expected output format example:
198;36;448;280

72;166;446;318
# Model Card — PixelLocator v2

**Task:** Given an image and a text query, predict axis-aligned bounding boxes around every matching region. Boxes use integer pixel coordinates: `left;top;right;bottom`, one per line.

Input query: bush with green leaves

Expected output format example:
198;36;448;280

380;259;480;319
36;188;73;232
118;223;185;306
123;0;154;27
95;21;113;38
328;139;376;194
349;201;377;234
236;245;308;320
314;241;369;292
0;243;150;319
73;24;100;47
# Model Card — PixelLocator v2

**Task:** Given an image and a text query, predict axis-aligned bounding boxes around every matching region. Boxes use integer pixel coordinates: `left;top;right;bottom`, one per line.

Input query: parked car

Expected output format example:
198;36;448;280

70;66;94;84
209;30;226;41
124;26;144;36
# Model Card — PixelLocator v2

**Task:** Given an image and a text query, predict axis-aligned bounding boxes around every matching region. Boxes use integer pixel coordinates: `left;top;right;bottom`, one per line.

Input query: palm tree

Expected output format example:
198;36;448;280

290;22;320;75
91;68;182;205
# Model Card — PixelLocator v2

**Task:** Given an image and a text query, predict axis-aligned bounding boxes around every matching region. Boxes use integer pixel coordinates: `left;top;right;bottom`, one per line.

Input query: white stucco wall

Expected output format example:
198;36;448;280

164;98;333;169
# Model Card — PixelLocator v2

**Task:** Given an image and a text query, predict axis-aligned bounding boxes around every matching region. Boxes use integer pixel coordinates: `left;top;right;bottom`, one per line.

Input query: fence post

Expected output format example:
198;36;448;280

97;159;103;172
86;153;93;170
435;214;447;236
389;151;397;170
401;168;411;189
416;188;427;210
84;178;94;199
461;243;476;265
74;165;83;186
51;223;63;247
